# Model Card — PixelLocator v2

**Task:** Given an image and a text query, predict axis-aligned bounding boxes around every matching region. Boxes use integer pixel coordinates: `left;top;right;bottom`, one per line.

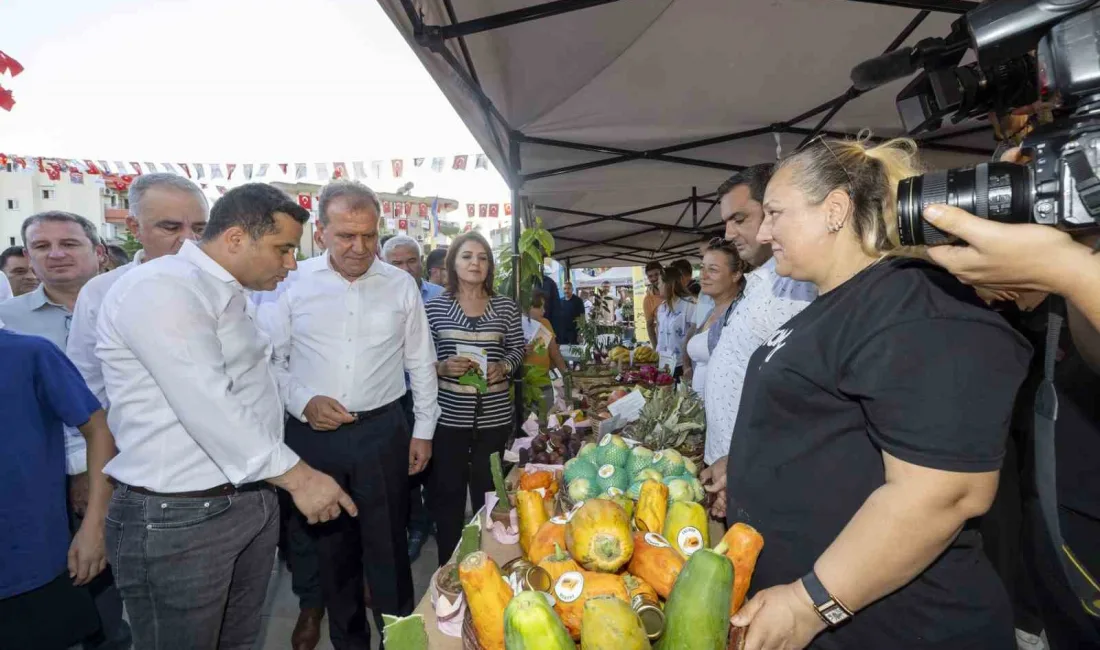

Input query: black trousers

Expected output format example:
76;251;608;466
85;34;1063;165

276;487;323;610
285;402;414;650
428;422;512;567
400;392;432;536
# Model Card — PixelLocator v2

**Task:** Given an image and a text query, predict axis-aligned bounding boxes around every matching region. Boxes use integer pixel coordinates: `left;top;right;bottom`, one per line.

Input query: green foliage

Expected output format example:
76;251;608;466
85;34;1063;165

438;222;461;238
118;229;142;259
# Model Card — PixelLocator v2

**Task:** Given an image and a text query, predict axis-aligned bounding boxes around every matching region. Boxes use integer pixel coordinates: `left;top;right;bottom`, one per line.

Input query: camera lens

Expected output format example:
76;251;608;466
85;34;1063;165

897;162;1032;246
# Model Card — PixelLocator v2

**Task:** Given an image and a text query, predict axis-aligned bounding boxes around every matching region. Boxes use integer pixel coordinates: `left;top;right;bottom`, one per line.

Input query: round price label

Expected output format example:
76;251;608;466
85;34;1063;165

555;571;584;603
677;527;704;556
600;433;612;446
644;532;671;548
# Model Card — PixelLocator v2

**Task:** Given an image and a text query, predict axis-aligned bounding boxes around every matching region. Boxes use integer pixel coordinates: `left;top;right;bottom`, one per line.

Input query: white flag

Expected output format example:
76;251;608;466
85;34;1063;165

315;162;328;180
370;161;383;179
353;161;367;179
210;164;224;180
257;163;269;178
243;164;254;180
295;163;307;180
161;163;177;174
144;162;158;173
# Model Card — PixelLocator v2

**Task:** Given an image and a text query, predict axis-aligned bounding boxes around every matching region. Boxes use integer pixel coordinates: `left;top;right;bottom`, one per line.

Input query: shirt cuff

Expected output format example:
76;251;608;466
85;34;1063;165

243;442;301;486
287;385;312;423
412;419;435;441
65;426;88;475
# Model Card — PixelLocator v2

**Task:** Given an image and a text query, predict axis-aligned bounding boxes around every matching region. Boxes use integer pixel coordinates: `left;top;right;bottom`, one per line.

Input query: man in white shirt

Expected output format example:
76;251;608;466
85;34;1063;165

97;184;356;650
1;245;39;297
699;164;817;517
261;181;439;650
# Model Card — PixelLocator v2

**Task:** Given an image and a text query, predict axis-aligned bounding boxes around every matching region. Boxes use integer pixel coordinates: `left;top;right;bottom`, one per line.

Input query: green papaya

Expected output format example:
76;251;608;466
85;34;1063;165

655;543;734;650
580;595;651;650
503;590;575;650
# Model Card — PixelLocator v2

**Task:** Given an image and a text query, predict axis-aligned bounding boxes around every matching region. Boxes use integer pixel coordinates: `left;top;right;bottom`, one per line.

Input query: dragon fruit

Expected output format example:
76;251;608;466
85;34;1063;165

638;365;658;384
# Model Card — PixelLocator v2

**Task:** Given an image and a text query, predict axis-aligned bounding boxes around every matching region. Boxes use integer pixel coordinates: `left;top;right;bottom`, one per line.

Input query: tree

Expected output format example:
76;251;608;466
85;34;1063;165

119;229;142;258
438;222;461;238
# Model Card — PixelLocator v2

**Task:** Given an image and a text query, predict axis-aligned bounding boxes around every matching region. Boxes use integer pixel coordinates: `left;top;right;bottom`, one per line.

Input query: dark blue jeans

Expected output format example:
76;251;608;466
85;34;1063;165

104;485;279;650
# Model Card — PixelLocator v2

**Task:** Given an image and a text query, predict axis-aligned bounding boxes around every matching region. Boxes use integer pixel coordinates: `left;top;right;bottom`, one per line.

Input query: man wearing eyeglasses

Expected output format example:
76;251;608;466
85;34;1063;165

0;210;132;650
697;164;818;518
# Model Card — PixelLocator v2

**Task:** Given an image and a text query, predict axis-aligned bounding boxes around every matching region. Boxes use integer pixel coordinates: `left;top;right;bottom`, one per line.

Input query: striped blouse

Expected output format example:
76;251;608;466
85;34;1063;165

425;293;526;429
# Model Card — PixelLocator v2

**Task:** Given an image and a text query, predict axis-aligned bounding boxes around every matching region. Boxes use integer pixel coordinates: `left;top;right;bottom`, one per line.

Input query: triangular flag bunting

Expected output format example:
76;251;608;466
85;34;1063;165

475;154;488;170
453;155;468;171
392;159;403;178
226;163;236;180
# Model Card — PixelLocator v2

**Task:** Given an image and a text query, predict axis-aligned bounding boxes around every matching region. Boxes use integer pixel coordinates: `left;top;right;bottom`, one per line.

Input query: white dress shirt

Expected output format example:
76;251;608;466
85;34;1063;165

258;254;440;440
96;240;299;491
703;257;817;464
63;251;144;474
0;273;11;302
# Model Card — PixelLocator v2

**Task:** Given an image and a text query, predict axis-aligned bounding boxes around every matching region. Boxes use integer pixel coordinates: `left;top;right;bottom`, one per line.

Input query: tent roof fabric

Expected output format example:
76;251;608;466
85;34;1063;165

572;266;636;288
377;0;993;267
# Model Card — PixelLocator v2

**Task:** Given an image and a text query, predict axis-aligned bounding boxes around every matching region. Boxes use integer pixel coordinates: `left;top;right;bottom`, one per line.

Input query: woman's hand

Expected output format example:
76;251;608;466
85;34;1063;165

486;361;510;385
438;355;476;378
732;581;826;650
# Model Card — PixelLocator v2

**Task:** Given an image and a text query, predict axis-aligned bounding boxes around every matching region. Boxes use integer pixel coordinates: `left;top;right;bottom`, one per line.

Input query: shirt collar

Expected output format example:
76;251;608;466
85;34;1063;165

133;249;146;264
315;252;387;281
27;283;71;312
177;240;240;287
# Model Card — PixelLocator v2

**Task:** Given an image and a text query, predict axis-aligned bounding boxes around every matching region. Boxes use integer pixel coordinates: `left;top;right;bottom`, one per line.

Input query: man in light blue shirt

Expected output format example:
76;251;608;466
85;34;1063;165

382;234;441;562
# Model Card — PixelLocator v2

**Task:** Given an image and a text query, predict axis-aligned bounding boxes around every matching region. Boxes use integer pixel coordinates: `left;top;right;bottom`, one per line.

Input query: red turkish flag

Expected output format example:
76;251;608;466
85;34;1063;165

297;193;312;210
405;202;413;217
398;219;408;231
13;157;26;169
453;155;468;171
382;201;392;216
418;203;428;218
120;174;135;187
36;158;45;173
478;204;488;218
0;154;7;166
0;51;24;77
113;179;127;191
504;203;512;216
226;164;237;180
488;204;499;218
130;162;143;175
392;159;404;178
395;203;404;217
466;204;475;218
0;86;12;112
178;163;191;178
83;160;101;174
279;164;288;175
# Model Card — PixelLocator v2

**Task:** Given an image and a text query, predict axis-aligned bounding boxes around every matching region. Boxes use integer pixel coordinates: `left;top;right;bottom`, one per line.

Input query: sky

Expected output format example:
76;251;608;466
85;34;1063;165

0;0;512;216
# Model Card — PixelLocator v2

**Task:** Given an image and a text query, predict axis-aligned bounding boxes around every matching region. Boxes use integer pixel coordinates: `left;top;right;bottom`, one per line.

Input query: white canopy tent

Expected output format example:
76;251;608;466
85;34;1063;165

572;266;636;288
376;0;994;269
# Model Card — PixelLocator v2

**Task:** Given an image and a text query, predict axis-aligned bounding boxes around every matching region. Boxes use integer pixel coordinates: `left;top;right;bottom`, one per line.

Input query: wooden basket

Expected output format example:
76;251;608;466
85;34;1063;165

461;607;483;650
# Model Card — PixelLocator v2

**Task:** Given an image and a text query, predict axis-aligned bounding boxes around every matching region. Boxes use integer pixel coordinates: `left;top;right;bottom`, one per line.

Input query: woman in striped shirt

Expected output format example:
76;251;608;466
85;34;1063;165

424;232;525;566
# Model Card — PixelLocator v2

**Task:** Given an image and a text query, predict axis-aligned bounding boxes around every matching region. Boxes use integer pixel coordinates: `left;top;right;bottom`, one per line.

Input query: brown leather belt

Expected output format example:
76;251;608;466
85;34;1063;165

122;482;265;499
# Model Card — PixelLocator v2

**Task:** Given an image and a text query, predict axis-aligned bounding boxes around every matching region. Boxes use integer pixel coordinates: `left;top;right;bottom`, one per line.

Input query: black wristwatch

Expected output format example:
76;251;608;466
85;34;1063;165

801;570;852;627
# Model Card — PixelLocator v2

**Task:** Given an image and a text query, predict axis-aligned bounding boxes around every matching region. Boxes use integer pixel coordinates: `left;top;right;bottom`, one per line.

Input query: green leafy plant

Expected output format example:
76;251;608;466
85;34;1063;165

459;368;488;393
118;229;142;259
494;217;561;422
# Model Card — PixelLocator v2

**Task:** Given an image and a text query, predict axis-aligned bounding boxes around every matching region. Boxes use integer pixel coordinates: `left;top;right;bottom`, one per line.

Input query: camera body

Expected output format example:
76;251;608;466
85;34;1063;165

861;0;1100;245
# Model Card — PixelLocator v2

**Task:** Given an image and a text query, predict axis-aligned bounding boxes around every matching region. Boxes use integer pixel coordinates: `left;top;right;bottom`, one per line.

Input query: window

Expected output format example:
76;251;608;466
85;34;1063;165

8;237;14;246
42;189;56;200
107;194;117;207
5;199;17;210
3;163;13;172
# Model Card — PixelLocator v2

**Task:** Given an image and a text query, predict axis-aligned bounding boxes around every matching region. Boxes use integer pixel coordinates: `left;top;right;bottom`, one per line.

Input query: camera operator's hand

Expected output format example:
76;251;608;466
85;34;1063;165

923;204;1092;294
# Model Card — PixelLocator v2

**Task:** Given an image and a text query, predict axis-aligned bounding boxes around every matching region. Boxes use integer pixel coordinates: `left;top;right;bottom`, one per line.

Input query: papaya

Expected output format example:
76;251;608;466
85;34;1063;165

538;543;582;586
580;595;651;650
457;551;513;650
626;532;684;599
655;543;733;650
663;501;709;559
552;570;629;641
634;480;668;534
519;470;555;492
566;499;634;572
517;490;550;557
503;590;575;650
719;522;765;615
622;573;658;604
527;517;567;564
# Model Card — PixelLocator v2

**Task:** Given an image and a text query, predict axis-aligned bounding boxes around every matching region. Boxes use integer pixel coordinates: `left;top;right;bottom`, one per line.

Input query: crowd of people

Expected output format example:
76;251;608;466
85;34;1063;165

2;133;1099;650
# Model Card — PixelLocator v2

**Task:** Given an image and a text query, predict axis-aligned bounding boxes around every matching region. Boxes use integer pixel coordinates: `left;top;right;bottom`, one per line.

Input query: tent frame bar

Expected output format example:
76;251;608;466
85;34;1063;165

425;0;623;41
401;0;995;265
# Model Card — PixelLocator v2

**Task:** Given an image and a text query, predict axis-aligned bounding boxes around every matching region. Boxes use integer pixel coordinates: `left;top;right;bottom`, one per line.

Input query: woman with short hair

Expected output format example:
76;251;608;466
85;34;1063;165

655;266;696;377
727;137;1030;649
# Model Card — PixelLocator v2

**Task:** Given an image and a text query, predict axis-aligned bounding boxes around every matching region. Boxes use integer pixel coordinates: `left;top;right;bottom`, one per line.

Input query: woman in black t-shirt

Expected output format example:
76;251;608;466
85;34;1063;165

727;137;1031;650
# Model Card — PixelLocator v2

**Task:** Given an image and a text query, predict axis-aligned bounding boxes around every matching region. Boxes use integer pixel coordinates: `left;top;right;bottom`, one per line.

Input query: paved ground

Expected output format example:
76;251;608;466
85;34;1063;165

253;535;441;649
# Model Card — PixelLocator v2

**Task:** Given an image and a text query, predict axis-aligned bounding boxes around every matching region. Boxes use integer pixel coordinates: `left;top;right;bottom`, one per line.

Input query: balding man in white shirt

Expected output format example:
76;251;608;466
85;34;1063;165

261;180;439;650
98;184;356;650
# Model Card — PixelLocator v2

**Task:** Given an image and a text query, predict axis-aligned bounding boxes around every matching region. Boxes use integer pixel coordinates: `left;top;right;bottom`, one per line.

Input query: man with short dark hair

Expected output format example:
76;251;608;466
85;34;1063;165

642;261;663;344
263;180;438;650
558;280;585;344
698;164;817;516
0;244;38;297
426;247;447;286
98;183;356;649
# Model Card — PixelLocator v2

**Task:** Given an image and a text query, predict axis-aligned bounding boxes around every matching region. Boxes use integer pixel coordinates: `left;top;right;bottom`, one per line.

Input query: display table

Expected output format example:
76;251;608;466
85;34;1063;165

412;508;727;648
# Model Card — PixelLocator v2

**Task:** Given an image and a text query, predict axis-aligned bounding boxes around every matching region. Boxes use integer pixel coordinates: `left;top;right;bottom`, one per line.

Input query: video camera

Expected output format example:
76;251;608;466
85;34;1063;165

850;0;1100;246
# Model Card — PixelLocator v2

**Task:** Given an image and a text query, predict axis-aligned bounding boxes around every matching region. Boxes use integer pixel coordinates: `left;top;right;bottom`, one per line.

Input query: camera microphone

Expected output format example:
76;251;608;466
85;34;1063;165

851;47;919;91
